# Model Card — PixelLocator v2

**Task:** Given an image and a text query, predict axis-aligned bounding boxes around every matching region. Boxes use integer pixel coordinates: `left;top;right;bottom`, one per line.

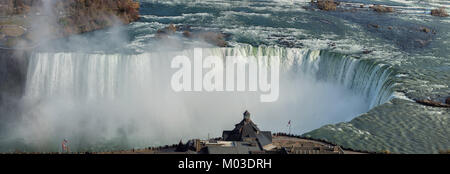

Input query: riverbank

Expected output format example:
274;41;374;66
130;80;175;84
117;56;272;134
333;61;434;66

0;0;139;48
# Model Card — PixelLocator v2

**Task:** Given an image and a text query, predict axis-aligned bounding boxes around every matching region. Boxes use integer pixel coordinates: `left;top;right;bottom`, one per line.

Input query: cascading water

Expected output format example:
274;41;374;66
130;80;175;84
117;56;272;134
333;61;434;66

13;45;395;152
219;45;395;109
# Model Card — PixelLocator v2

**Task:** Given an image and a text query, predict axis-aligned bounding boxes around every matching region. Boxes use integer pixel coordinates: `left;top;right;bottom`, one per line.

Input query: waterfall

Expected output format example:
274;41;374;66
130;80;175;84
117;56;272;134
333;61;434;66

207;45;395;109
25;52;154;100
25;45;395;108
15;45;395;152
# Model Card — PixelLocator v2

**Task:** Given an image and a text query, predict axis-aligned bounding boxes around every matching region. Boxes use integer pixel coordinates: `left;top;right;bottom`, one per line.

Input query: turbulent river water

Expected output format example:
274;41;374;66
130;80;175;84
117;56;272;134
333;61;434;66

1;0;449;153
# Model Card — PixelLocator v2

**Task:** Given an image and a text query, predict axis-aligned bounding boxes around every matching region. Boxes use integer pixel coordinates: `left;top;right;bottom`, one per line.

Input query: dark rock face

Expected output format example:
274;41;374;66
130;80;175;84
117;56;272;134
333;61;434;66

1;0;140;25
446;97;450;105
0;0;41;15
49;0;140;36
0;49;29;115
431;7;449;17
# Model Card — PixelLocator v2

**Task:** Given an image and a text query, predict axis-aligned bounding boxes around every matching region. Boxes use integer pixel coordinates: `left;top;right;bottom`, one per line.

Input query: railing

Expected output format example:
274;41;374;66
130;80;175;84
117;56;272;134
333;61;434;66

273;132;376;154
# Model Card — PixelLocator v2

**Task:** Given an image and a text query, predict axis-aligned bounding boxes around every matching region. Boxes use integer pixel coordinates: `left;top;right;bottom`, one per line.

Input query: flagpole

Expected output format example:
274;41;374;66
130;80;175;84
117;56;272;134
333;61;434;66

287;120;291;135
289;124;291;135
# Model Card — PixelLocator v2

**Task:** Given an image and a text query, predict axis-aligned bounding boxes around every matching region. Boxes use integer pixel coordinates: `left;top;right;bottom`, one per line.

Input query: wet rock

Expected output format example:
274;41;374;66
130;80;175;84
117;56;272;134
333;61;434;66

182;30;192;38
327;42;336;47
157;24;228;47
360;4;364;8
446;97;450;105
156;24;177;38
157;24;176;34
371;5;394;13
416;99;450;108
320;19;332;24
362;50;373;54
421;27;431;33
368;24;380;28
166;24;177;33
195;32;227;47
387;26;393;30
315;0;337;11
271;34;288;38
176;25;192;32
431;7;449;17
279;40;295;48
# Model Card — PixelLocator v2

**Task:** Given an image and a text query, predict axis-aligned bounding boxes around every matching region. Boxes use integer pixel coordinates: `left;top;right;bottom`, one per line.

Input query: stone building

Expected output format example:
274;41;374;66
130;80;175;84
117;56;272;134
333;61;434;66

203;111;276;154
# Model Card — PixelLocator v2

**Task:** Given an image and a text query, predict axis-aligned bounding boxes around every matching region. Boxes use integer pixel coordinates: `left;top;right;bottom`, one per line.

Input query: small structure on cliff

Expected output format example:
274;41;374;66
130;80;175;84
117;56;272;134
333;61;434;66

222;110;273;149
200;111;277;154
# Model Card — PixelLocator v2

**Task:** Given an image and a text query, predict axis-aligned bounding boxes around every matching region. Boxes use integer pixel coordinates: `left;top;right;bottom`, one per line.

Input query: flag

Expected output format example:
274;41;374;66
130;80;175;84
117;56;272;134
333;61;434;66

287;120;291;127
62;139;68;152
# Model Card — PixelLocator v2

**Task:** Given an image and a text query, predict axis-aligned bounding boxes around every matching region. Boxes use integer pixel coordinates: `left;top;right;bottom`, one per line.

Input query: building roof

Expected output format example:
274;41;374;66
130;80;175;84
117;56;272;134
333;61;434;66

255;131;272;147
222;118;272;147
